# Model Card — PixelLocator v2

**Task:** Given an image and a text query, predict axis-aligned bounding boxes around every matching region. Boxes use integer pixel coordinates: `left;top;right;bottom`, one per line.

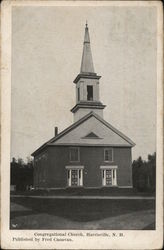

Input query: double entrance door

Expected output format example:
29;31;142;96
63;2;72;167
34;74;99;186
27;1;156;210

66;166;117;187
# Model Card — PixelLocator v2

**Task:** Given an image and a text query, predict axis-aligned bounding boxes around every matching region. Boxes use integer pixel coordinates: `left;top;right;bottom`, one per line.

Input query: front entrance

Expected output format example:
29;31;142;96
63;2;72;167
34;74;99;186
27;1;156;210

66;166;83;187
101;166;117;186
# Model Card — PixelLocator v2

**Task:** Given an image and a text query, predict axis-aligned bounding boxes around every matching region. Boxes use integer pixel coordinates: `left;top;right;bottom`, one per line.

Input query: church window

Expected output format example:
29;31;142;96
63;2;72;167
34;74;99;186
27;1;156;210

87;85;93;101
69;147;80;162
104;148;113;162
77;87;80;101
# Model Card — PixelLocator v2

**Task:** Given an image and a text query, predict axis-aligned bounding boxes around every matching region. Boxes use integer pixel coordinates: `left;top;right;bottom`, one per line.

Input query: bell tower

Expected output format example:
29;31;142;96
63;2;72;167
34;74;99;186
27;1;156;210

71;22;106;122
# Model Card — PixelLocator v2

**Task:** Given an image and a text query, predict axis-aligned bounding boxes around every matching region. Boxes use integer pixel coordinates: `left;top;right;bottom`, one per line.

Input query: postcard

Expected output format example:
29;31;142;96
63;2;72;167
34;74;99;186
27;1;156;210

1;0;163;249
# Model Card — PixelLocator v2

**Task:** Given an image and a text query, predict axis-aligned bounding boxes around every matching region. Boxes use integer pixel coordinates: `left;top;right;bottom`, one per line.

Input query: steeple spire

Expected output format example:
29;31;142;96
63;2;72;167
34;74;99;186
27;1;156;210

80;22;95;74
71;23;105;122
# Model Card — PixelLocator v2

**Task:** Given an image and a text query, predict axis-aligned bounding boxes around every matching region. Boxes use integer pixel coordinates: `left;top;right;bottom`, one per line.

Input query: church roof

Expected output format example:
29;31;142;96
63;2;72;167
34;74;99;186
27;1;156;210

31;111;135;156
80;22;95;74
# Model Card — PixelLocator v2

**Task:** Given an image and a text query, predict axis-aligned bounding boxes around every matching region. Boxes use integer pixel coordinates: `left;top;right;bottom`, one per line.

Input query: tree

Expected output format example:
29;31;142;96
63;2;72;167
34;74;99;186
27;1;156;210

10;157;34;191
132;153;156;192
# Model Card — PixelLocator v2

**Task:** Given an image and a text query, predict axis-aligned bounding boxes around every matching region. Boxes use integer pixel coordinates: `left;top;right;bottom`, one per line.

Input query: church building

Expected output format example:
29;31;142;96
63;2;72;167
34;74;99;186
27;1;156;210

32;23;135;189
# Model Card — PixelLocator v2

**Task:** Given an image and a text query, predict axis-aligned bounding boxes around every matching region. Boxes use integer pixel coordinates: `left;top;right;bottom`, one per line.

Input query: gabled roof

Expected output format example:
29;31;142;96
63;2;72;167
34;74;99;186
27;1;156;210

31;111;135;156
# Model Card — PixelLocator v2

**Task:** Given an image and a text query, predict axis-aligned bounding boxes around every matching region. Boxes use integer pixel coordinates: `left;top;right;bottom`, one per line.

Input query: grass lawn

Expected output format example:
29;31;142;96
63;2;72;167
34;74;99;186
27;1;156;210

11;187;155;197
10;197;155;230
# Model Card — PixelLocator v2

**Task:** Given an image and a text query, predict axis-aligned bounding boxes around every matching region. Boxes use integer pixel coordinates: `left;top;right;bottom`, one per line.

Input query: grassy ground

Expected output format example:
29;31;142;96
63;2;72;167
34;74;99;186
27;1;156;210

11;187;155;196
10;197;155;230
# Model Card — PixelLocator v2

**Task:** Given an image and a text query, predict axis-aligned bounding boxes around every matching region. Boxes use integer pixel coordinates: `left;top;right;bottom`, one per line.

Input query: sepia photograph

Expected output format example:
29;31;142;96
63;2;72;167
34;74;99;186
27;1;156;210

1;0;163;249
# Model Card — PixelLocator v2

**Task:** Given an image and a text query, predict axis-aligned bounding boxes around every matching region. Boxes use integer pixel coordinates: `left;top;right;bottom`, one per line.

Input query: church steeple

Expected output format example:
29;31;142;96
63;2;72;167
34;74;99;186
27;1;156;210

80;22;95;74
71;23;106;122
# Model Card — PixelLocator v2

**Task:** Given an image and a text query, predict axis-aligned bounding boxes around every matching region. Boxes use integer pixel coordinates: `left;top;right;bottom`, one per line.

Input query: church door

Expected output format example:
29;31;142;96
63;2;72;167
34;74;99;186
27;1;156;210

71;169;79;186
105;169;113;186
102;168;117;186
67;168;83;187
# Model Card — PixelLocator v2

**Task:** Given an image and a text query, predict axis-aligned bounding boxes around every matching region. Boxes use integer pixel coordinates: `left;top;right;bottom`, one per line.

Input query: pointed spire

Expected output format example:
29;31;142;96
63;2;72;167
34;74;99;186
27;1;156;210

80;22;95;74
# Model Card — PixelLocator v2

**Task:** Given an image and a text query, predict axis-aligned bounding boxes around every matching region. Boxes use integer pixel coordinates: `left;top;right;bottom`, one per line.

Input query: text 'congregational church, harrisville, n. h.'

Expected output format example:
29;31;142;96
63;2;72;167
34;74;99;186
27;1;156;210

31;23;135;189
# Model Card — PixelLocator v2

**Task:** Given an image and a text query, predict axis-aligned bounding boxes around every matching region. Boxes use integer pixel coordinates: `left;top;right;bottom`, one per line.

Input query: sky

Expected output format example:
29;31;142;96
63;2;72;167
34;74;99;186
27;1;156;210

11;5;157;161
